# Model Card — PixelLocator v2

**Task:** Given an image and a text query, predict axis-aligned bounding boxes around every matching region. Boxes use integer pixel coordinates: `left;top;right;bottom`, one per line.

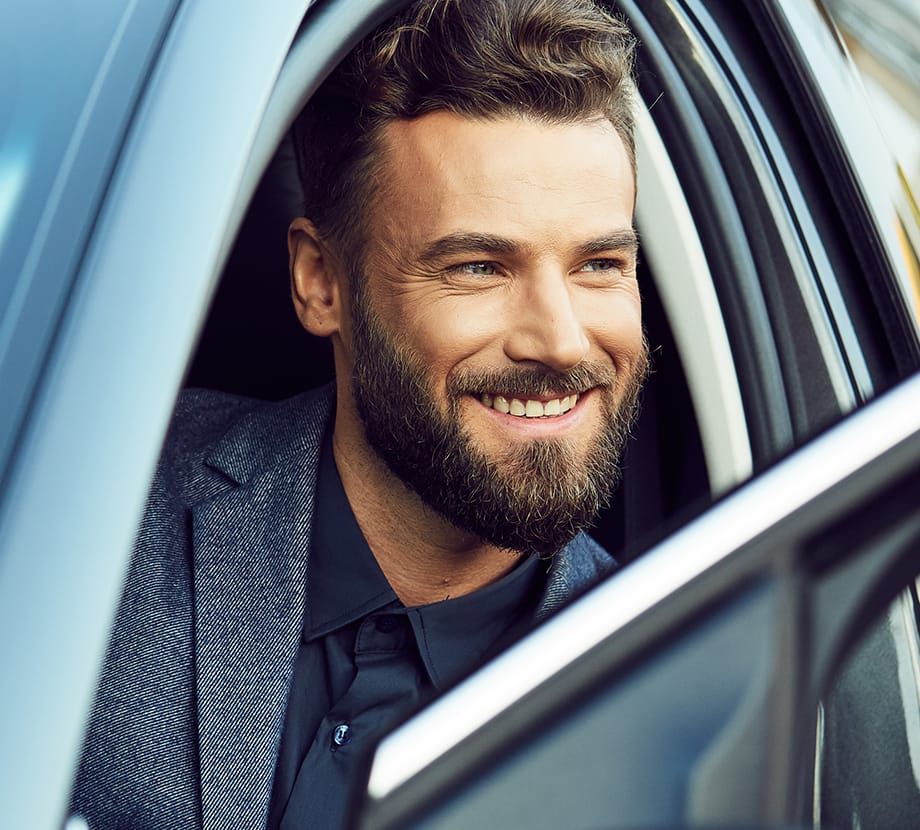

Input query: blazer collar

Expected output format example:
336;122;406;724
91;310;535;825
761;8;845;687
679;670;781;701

203;385;335;486
192;385;334;830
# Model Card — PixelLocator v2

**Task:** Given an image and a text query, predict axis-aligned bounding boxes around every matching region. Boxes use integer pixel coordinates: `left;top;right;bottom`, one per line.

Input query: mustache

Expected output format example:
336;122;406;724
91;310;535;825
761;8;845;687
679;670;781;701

447;361;617;399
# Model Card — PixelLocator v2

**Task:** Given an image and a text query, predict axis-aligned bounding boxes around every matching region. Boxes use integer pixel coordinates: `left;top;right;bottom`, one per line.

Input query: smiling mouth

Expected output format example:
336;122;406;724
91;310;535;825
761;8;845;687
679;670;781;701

479;392;580;418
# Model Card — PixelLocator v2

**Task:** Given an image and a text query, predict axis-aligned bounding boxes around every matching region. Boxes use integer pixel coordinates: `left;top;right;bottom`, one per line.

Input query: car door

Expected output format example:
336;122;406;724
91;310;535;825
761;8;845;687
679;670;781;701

353;370;920;830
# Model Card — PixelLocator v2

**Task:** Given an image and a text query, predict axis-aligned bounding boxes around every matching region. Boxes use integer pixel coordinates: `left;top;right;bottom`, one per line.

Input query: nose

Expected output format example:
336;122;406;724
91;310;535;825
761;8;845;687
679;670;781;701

502;271;589;371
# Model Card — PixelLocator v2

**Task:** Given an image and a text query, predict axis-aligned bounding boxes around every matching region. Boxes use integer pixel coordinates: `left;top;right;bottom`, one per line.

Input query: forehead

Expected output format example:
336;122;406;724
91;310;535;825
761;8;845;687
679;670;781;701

369;112;636;255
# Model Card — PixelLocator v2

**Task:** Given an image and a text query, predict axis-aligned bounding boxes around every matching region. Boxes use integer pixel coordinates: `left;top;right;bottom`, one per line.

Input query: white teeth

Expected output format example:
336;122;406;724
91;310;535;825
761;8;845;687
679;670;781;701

524;400;544;418
480;392;581;418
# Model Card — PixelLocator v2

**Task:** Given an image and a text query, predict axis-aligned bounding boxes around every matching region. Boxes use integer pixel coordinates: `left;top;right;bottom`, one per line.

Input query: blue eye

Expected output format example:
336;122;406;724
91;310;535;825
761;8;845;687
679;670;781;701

580;259;619;272
454;262;499;277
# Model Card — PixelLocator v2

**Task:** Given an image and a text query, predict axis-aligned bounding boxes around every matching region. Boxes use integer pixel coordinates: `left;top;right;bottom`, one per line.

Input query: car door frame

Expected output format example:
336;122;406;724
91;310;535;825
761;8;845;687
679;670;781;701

0;2;406;827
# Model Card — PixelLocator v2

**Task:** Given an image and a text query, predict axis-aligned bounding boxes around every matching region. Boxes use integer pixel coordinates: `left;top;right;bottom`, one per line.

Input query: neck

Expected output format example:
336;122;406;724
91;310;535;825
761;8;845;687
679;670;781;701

331;423;524;607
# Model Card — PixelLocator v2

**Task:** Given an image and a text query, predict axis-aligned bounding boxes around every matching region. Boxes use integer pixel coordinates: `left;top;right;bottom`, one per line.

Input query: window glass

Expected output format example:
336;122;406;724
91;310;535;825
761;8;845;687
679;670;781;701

0;0;177;485
823;0;920;197
817;586;920;826
822;0;920;333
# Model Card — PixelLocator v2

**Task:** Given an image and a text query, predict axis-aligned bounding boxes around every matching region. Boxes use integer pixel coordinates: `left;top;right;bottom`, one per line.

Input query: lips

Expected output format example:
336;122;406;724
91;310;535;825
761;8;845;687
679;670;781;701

480;392;580;418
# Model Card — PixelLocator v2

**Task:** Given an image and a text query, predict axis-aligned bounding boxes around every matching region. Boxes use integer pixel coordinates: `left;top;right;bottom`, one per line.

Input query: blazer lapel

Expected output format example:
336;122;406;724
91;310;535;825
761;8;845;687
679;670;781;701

534;532;618;621
191;388;333;830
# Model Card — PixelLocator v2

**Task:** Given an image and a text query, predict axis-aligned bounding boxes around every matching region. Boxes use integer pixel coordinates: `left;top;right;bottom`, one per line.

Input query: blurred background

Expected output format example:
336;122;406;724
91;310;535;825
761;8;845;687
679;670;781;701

824;0;919;194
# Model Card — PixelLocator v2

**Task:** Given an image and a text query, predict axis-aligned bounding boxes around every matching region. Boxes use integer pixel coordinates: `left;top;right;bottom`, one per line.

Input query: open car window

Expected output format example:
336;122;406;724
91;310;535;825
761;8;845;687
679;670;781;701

0;1;918;829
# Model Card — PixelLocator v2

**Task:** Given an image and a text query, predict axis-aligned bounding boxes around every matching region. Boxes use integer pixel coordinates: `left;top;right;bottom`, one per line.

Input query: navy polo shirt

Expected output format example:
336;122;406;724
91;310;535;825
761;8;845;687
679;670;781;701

267;437;544;830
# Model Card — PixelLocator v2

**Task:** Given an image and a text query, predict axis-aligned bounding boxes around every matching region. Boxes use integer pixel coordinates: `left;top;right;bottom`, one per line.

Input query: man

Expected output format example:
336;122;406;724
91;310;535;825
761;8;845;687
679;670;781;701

73;0;647;828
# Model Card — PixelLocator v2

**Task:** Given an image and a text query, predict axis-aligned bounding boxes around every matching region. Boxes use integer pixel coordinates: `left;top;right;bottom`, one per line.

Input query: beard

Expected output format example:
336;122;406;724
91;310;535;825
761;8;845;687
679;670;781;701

349;287;649;557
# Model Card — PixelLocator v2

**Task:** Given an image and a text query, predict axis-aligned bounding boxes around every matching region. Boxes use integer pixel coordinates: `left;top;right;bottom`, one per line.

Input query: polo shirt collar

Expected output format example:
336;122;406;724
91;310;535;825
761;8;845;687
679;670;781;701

303;434;545;688
303;437;396;640
405;553;542;688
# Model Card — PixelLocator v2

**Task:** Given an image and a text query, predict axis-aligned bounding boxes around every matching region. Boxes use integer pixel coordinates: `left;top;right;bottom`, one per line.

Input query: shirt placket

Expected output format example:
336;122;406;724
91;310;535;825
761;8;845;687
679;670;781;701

280;612;426;830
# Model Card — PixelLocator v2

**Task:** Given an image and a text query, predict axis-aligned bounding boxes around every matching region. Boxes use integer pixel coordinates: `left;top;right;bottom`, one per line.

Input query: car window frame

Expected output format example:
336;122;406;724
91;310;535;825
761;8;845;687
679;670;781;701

0;1;327;826
0;0;181;502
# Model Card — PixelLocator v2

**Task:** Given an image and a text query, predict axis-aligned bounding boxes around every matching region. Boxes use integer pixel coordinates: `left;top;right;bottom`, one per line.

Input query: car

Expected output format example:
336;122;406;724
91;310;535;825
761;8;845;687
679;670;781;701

0;0;918;828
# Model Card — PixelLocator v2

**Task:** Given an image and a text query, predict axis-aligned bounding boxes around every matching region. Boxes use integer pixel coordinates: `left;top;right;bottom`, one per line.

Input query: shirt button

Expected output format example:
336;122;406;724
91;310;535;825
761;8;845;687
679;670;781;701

332;723;352;747
375;615;398;633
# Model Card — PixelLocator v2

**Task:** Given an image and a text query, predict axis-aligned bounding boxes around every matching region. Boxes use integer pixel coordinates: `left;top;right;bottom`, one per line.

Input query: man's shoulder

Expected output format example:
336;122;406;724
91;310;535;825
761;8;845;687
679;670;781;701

167;387;270;454
73;386;337;828
558;532;618;592
536;533;617;620
153;383;335;503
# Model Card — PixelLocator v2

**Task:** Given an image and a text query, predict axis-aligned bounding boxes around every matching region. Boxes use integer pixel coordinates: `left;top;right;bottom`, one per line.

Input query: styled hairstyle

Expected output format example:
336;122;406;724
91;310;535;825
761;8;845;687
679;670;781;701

293;0;637;267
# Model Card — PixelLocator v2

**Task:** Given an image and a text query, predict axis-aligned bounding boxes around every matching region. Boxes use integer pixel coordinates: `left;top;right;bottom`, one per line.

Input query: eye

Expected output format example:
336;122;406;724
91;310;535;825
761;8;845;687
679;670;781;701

448;261;500;277
578;258;621;273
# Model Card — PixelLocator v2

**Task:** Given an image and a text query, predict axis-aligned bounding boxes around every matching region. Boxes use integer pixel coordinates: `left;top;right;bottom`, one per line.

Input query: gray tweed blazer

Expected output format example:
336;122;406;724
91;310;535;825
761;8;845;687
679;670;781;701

72;384;615;830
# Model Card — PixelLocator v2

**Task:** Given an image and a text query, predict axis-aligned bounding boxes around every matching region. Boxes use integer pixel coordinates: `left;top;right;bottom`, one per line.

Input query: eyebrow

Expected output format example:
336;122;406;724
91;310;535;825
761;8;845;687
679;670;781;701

416;229;639;264
417;233;517;264
575;230;639;258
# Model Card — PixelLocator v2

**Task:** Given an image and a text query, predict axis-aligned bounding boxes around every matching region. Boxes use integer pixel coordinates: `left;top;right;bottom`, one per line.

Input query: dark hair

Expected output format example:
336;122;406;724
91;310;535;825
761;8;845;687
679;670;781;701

293;0;636;266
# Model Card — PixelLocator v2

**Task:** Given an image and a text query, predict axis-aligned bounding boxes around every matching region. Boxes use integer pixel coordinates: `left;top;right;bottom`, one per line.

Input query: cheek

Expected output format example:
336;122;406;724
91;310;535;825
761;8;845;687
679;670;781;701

403;295;508;368
581;288;644;363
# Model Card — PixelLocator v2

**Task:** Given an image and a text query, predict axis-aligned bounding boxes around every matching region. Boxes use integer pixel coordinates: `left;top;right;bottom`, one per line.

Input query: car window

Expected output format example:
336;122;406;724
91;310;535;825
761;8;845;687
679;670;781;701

822;0;920;200
377;581;776;830
818;586;920;826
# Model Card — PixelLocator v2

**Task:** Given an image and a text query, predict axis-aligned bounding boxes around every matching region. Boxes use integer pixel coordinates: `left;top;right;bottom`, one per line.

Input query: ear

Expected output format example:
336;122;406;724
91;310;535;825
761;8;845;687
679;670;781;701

289;217;345;338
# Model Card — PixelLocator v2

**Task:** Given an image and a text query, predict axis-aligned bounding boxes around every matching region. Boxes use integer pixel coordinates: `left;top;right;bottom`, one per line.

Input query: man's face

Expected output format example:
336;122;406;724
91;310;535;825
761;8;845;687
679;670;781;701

343;112;646;555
